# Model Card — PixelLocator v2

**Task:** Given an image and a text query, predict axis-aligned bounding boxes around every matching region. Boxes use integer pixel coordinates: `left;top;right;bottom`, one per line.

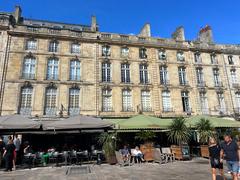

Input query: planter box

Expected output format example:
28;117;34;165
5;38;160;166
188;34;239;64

200;145;209;158
171;145;190;160
140;143;154;161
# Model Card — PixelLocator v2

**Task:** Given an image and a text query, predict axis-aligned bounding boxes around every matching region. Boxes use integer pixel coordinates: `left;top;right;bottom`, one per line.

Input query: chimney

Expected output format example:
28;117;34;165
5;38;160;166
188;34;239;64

139;23;151;37
172;26;185;41
14;5;22;24
91;15;98;32
198;25;213;43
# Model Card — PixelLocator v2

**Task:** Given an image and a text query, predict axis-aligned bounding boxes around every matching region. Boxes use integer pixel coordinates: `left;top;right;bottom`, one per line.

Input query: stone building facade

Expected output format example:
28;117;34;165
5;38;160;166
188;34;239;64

0;6;240;119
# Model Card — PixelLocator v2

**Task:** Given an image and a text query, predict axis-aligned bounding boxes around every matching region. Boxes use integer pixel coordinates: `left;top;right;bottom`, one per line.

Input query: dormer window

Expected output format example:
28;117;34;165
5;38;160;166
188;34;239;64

121;46;129;57
177;51;185;61
139;47;147;59
194;52;201;63
26;39;37;50
102;45;111;57
158;49;167;60
210;53;217;64
71;43;80;54
228;55;234;65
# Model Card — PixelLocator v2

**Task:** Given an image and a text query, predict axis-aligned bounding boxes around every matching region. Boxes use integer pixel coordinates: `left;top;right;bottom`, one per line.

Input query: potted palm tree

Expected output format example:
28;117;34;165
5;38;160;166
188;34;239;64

135;130;156;161
98;132;117;165
195;118;215;158
167;117;191;160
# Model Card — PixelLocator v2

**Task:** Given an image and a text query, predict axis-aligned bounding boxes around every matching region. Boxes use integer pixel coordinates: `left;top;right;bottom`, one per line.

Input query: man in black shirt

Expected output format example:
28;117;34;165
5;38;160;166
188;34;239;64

220;134;239;180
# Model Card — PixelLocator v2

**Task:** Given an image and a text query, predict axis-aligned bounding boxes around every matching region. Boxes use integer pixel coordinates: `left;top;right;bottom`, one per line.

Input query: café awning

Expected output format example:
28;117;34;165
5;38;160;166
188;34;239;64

43;115;113;131
0;114;41;130
186;115;240;128
104;115;173;130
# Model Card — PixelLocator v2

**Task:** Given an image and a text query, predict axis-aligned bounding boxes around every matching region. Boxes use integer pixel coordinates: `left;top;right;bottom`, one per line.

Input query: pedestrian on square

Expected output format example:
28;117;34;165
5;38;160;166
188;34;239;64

0;137;6;168
220;134;239;180
13;135;21;165
3;136;16;172
208;137;225;180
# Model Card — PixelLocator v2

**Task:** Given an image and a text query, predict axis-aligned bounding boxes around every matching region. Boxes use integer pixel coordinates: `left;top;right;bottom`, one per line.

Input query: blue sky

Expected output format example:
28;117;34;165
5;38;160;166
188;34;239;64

1;0;240;44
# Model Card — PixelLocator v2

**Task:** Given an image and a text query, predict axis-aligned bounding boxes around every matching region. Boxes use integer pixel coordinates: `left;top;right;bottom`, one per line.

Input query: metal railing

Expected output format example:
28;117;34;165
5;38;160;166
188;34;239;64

21;73;35;80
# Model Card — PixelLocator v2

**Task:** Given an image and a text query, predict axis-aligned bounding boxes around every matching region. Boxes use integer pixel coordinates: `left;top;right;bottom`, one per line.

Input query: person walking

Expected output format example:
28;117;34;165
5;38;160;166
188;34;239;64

208;137;225;180
0;137;5;168
3;137;16;172
13;135;21;165
220;134;239;180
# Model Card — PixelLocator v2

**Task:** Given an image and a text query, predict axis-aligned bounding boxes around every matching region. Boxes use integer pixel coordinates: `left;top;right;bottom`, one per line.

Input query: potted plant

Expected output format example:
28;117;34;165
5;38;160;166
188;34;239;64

135;130;156;161
195;118;215;158
98;132;117;164
167;117;191;160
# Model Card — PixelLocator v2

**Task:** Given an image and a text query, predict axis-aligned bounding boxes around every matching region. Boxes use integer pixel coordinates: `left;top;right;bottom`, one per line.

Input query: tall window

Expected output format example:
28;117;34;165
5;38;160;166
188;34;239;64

22;56;36;79
178;67;187;85
139;64;148;84
102;45;111;56
210;54;217;64
141;91;151;112
49;40;59;52
47;58;59;80
181;91;190;112
71;43;80;54
121;47;129;57
70;60;80;81
102;89;112;111
160;66;169;85
102;62;111;82
194;52;201;63
217;92;226;113
196;68;204;85
158;49;167;60
230;69;238;85
122;90;132;111
26;39;37;50
213;68;221;86
44;88;57;116
235;92;240;111
177;51;185;61
121;63;130;83
69;88;80;115
228;55;234;65
162;91;172;112
19;87;32;115
139;48;147;59
199;92;209;114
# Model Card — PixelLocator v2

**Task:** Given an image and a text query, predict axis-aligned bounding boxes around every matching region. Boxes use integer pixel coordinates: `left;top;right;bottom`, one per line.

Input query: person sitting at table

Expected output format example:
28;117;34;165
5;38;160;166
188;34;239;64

120;145;130;162
132;146;145;163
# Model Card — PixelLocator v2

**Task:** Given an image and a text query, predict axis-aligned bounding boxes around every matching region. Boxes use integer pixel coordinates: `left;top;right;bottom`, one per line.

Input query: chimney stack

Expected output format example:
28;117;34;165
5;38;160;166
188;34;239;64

198;25;213;43
139;23;151;37
172;26;185;41
91;15;98;32
14;5;22;24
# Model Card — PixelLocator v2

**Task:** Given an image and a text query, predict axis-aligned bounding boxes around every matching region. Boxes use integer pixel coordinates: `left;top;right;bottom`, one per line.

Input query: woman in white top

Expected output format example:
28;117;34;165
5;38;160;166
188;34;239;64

132;146;145;162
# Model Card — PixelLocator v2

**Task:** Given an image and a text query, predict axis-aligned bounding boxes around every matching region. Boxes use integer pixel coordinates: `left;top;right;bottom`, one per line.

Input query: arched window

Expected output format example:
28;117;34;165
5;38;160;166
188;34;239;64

44;87;57;116
19;86;33;115
26;39;37;50
102;62;111;82
47;58;59;80
139;64;148;84
102;89;112;111
122;89;132;112
69;88;80;115
121;63;130;83
141;90;151;112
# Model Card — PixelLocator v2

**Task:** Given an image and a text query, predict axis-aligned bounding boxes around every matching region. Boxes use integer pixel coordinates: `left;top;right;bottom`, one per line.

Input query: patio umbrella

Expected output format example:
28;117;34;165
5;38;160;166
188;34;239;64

186;115;240;128
0;114;41;130
104;115;173;130
43;115;113;130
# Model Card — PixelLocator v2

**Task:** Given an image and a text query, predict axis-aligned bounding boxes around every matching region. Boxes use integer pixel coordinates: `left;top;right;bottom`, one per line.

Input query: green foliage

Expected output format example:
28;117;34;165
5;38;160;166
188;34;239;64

98;132;117;158
135;130;156;143
196;118;215;144
167;117;190;145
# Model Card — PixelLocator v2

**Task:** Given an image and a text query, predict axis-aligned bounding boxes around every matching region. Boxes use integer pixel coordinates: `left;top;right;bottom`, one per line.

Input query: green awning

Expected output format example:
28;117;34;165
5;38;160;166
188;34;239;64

186;115;240;128
104;115;173;130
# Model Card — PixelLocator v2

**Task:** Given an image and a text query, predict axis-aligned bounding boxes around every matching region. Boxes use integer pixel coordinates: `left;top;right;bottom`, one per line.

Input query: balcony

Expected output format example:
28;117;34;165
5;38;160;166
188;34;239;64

160;80;170;86
179;81;189;86
21;73;35;80
140;79;150;85
46;74;59;81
